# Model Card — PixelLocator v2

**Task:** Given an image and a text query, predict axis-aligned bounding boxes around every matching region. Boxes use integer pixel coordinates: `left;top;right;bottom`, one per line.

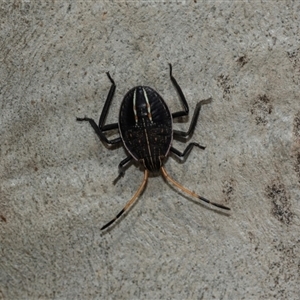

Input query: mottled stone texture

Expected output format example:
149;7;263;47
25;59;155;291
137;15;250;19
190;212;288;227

1;1;299;299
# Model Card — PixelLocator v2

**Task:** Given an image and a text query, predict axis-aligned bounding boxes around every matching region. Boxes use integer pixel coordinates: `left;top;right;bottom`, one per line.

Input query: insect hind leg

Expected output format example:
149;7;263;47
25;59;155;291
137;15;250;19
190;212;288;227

170;144;205;162
161;167;230;211
101;170;149;230
113;156;133;185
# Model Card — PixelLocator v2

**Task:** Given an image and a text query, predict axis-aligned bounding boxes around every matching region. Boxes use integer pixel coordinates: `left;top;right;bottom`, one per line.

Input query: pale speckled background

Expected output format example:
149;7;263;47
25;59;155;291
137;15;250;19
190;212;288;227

1;1;300;299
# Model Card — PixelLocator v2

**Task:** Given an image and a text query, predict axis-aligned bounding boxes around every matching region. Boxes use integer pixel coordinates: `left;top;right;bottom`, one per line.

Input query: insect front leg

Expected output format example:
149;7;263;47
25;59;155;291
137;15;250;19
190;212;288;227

169;63;189;119
168;64;212;139
76;117;121;144
173;98;212;140
77;72;121;145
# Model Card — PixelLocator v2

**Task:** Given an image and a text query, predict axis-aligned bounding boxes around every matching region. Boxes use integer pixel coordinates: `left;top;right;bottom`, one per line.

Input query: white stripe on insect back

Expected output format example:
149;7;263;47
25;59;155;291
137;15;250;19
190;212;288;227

142;88;153;122
133;89;138;124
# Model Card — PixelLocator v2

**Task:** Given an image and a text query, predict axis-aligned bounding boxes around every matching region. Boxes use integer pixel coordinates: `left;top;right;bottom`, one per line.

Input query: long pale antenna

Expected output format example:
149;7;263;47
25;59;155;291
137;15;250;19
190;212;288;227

161;167;230;210
101;170;149;230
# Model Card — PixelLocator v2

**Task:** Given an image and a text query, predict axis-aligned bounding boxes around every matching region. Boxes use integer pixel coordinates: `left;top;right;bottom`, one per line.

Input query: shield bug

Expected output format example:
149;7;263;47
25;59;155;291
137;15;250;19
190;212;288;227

77;64;230;230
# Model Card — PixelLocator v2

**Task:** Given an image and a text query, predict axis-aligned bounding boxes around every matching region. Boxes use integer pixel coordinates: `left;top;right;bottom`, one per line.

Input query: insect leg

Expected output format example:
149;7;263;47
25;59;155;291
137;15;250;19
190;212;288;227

113;156;133;185
161;167;230;211
76;117;121;145
101;170;149;230
77;72;121;145
98;72;117;130
170;144;205;161
173;98;212;140
169;63;189;119
168;64;212;138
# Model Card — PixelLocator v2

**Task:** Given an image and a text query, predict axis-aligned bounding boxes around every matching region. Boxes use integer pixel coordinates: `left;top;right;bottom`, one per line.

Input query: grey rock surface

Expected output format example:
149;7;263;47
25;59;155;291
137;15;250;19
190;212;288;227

1;1;299;299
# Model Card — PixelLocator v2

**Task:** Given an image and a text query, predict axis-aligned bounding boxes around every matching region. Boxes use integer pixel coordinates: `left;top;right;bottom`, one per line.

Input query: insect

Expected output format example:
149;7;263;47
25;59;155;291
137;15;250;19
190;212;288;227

77;64;230;230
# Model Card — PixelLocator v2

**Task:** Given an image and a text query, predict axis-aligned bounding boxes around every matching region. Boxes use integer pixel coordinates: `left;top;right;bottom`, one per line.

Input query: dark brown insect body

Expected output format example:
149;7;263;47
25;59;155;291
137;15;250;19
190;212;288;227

119;86;172;172
77;64;230;230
